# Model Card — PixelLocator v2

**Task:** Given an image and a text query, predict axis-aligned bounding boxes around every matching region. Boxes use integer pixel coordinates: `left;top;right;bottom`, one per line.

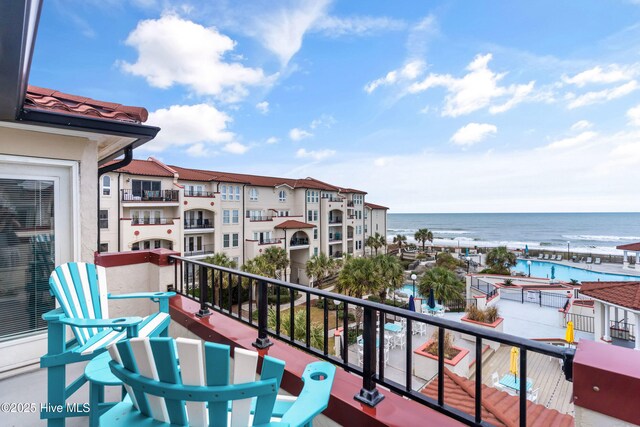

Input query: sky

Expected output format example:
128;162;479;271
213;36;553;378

29;0;640;213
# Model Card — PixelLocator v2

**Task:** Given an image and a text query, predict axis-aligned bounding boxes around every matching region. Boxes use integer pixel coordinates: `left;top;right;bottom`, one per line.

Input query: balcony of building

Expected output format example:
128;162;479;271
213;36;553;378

122;216;178;243
289;231;310;250
183;218;214;233
183;243;215;258
247;212;273;222
121;189;180;205
183;190;216;210
4;250;640;427
328;209;343;226
329;231;342;244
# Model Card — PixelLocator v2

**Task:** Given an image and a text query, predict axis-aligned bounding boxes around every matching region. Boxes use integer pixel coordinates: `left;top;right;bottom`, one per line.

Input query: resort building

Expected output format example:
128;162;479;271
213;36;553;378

98;158;388;283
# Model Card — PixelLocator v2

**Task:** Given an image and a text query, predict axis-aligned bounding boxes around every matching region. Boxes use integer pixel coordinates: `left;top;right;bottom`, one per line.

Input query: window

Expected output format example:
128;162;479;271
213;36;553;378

99;243;109;252
223;210;230;224
232;209;239;224
307;210;313;222
313;210;318;221
185;184;203;196
132;242;140;251
356;225;362;235
314;247;318;256
232;233;239;247
99;210;108;229
313;228;318;239
234;186;241;201
353;194;363;205
278;190;287;202
249;188;258;201
364;225;368;233
223;234;230;248
376;224;379;231
102;175;111;196
220;185;228;201
131;179;160;197
278;210;289;217
233;257;239;267
306;190;319;203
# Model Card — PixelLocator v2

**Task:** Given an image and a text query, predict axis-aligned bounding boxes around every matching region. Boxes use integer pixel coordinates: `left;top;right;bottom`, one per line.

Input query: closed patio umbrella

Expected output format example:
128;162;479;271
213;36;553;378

510;347;519;379
525;245;529;256
551;265;556;280
408;295;416;312
427;288;436;309
566;321;575;347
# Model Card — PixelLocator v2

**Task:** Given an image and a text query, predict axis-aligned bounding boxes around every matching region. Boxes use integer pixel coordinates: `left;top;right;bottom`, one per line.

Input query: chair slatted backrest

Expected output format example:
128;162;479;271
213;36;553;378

49;262;109;345
108;337;285;427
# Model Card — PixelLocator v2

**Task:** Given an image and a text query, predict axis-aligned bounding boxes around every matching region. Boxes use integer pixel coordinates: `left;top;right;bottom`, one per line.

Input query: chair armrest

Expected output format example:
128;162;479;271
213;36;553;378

279;361;336;425
42;307;66;322
108;292;176;300
60;316;143;329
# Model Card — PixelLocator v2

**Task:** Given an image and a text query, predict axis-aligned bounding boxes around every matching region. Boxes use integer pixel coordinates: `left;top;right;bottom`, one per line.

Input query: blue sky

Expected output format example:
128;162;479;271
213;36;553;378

30;0;640;213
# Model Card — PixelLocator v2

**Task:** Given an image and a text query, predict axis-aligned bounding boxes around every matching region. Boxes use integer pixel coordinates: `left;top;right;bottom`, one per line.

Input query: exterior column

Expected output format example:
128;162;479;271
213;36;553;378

603;304;611;342
636;252;640;268
623;251;629;269
594;301;603;341
635;313;640;351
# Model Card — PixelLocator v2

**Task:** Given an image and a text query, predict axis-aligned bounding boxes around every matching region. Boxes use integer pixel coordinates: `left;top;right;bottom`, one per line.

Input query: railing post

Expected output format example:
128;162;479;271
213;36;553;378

196;264;211;318
252;279;273;349
355;306;384;407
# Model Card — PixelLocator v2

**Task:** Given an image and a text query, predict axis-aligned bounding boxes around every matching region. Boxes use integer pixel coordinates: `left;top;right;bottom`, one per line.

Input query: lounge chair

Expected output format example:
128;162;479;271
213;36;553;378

579;257;585;263
538;254;544;260
595;257;601;264
571;256;578;262
104;337;335;427
543;254;549;260
586;257;593;264
556;255;563;261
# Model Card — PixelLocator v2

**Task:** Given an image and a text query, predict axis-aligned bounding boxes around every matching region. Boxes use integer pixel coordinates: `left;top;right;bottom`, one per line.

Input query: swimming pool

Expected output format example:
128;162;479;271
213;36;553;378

513;259;640;282
400;284;423;298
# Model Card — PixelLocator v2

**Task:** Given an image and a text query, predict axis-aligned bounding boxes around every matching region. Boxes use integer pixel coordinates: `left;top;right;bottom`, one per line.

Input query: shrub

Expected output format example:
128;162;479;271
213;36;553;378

465;305;500;323
502;279;514;286
425;330;459;359
267;290;299;305
485;306;499;323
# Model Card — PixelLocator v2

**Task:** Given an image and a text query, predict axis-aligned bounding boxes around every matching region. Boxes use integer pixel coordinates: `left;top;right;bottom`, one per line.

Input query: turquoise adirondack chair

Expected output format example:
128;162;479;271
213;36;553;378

40;262;175;426
103;337;336;426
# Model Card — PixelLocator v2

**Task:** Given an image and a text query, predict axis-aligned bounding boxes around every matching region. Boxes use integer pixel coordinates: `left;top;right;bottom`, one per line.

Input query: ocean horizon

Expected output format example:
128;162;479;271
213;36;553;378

387;212;640;255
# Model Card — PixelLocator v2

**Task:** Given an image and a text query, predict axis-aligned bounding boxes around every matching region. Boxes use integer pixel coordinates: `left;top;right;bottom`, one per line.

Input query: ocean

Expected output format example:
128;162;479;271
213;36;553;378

387;213;640;255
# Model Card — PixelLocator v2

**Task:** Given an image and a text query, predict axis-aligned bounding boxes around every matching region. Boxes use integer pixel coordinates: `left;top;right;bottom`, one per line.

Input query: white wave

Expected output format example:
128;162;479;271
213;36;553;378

562;234;640;242
433;230;471;235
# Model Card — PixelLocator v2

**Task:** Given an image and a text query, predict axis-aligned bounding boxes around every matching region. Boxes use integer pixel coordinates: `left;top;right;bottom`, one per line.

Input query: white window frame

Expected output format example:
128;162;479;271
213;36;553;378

223;209;230;224
220;185;228;201
249;188;258;201
223;233;230;248
234;186;241;201
278;190;286;202
232;209;239;224
102;175;111;196
232;233;239;247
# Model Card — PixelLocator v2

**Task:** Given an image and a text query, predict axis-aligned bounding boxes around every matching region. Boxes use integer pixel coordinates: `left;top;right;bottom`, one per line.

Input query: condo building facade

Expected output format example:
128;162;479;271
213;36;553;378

99;158;388;284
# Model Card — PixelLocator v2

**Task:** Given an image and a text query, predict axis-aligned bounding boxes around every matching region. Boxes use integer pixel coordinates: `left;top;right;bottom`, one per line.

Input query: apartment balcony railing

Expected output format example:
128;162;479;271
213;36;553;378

347;233;354;239
328;218;342;224
322;196;343;202
183;244;215;257
331;251;343;258
610;320;635;341
329;234;342;242
290;238;309;246
183;219;213;229
171;256;575;427
258;238;281;245
121;189;180;202
347;201;354;207
131;217;174;225
184;190;215;197
247;215;273;222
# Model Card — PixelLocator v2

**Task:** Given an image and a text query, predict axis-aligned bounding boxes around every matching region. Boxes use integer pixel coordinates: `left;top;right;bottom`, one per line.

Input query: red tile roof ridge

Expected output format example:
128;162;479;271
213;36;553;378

148;157;178;176
579;281;640;311
365;202;389;210
616;242;640;251
580;281;640;291
274;219;316;229
25;85;148;123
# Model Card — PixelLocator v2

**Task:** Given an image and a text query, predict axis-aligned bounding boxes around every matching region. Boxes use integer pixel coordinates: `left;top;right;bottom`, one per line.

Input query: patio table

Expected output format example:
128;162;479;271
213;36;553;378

499;374;533;393
384;323;402;333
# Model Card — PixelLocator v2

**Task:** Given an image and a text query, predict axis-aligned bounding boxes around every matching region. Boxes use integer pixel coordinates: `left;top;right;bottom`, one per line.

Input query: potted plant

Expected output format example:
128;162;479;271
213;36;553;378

460;305;503;350
413;331;470;380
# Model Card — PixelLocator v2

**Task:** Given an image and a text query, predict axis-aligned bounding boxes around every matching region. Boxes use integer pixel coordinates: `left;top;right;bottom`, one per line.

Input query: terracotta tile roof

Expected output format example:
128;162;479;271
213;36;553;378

24;85;148;123
105;159;174;178
616;242;640;251
580;281;640;311
339;186;367;194
365;202;389;210
421;369;574;427
274;220;316;229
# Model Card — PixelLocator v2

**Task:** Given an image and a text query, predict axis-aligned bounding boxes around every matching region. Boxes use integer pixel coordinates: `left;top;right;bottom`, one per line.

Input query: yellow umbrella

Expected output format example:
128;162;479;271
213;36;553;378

509;347;519;379
566;321;575;346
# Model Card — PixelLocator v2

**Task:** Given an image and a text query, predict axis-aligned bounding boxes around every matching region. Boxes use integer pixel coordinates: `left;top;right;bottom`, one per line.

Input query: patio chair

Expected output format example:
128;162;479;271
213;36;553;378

414;322;427;336
537;254;544;260
586;257;593;264
491;372;501;388
543;254;549;260
104;337;336;426
41;262;175;426
571;256;578;262
528;387;539;403
595;257;601;265
556;255;563;261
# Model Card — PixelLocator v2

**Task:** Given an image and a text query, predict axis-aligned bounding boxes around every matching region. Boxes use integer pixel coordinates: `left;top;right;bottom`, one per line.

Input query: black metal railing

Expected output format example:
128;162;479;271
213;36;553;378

500;289;571;309
347;201;354;207
171;256;574;427
290;238;309;246
258;238;281;245
329;218;343;224
185;190;215;197
183;245;215;257
184;219;214;229
247;215;273;222
564;312;595;333
329;233;342;242
610;320;635;341
121;189;179;202
442;298;477;312
131;217;173;225
470;278;494;294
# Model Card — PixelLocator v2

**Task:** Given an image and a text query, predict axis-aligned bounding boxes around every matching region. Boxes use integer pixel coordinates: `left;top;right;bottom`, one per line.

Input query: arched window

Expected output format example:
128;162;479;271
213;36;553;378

249;188;258;201
102;175;111;196
278;190;287;202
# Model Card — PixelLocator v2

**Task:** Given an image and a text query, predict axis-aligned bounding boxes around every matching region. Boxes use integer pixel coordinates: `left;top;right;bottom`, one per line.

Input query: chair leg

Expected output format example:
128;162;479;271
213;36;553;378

89;383;102;427
44;364;66;427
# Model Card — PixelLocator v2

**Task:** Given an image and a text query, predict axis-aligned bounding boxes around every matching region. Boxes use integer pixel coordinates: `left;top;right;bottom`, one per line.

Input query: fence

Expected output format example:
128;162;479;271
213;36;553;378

500;289;571;309
470;277;494;294
443;298;477;312
563;312;595;333
171;255;574;427
610;320;635;341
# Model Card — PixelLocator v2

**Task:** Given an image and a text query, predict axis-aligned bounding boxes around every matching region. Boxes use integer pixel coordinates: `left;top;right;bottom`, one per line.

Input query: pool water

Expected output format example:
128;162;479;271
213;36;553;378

400;284;423;298
513;259;640;283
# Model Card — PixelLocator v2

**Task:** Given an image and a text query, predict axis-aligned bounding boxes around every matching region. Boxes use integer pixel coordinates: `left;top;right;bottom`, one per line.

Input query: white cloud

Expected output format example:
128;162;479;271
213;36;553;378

567;80;638;109
266;136;279;144
143;103;235;153
364;60;426;93
450;123;497;146
544;131;598;150
256;101;269;114
310;114;336;129
312;15;405;37
289;128;313;141
570;120;593;131
562;65;637;87
626;104;640;126
186;143;211;157
408;53;535;117
223;142;249;154
296;148;336;160
120;14;272;102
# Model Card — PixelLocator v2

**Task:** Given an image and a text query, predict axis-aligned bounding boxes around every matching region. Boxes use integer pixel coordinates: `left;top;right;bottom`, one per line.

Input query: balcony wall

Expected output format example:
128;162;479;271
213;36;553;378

183;192;216;211
121;218;179;249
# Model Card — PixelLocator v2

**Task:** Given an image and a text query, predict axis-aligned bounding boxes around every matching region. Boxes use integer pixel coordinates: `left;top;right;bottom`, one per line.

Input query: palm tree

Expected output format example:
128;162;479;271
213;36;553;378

375;232;387;254
336;257;381;333
366;232;385;256
305;253;337;288
418;266;464;303
485;246;517;275
414;228;434;252
203;253;238;303
268;308;323;349
203;252;237;269
393;234;407;259
372;254;404;301
262;246;289;279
